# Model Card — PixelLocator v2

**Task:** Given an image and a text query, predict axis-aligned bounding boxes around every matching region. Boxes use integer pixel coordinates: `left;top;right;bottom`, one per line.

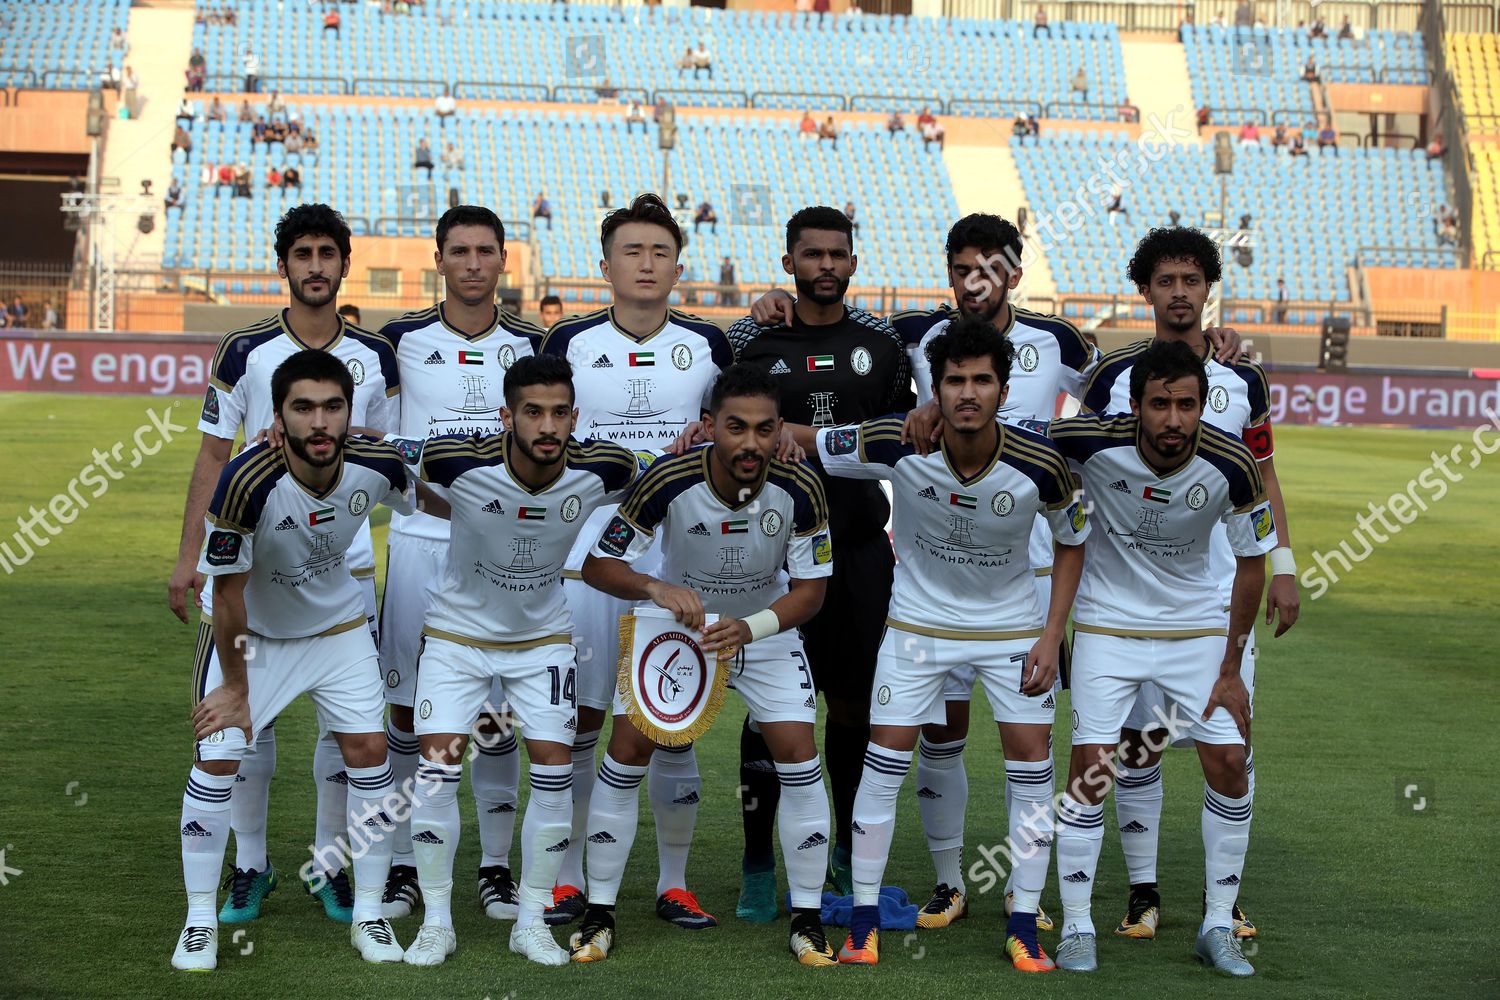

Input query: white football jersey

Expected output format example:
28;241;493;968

197;309;400;581
1049;414;1278;636
1081;339;1275;603
542;307;735;570
380;303;545;542
819;417;1088;637
591;448;832;621
411;433;636;646
199;439;414;639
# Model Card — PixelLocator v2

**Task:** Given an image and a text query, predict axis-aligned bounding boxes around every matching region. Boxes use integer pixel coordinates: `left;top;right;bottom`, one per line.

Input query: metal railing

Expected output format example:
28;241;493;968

651;88;748;109
205;73;349;95
942;0;1496;33
949;98;1044;118
0;68;38;89
452;80;549;102
851;93;943;114
750;91;848;112
552;85;651;106
351;77;450;98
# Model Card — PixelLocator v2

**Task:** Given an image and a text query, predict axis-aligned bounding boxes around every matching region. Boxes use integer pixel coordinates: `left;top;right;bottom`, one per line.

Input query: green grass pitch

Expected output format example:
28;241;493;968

0;393;1496;999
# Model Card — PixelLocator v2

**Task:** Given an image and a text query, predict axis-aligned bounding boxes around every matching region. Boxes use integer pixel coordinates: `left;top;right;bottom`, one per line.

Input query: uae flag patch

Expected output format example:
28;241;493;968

1142;486;1172;504
806;355;835;372
949;493;978;509
628;352;655;367
309;505;336;525
517;506;547;521
721;519;749;534
458;350;484;365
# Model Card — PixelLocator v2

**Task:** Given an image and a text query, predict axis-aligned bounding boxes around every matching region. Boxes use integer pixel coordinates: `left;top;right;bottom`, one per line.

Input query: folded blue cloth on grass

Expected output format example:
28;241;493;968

785;887;918;930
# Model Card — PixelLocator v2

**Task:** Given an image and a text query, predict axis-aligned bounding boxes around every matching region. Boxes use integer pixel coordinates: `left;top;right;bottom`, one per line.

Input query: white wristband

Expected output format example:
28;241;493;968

1269;547;1296;576
742;609;781;643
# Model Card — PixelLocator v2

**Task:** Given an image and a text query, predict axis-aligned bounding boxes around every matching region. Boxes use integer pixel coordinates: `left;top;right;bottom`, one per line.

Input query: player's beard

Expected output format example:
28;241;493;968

516;433;565;466
286;429;347;468
1148;427;1189;460
724;448;767;485
958;295;1006;324
1160;299;1200;333
794;272;850;307
289;272;341;308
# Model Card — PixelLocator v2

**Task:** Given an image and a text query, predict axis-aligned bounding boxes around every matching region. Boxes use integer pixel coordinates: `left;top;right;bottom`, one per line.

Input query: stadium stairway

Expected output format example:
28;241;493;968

942;140;1058;304
1121;37;1199;148
98;3;194;271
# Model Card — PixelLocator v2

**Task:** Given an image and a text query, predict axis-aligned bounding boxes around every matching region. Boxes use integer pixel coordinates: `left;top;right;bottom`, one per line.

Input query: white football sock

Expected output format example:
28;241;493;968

649;744;700;895
1003;758;1055;913
385;722;419;868
311;731;348;878
182;768;236;925
556;729;599;892
775;757;830;909
231;725;274;872
345;760;396;924
851;744;910;907
584;754;646;908
472;731;520;869
1055;794;1104;938
1201;784;1253;935
916;737;967;892
517;764;573;928
410;759;462;929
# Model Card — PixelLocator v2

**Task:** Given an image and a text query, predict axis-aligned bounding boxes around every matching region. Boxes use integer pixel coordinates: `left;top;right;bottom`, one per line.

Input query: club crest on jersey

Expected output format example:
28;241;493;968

812;533;832;564
393;437;423;464
671;344;693;370
309;505;336;525
760;510;783;536
1252;506;1274;541
348;489;369;516
827;428;858;455
386;669;400;688
1142;486;1172;504
1209;385;1230;413
850;346;873;376
201;386;220;425
599;514;636;556
205;530;242;566
419;699;432;720
346;359;365;385
1186;483;1208;510
991;491;1015;516
877;685;891;705
498;345;516;369
1017;344;1039;372
806;355;835;373
561;495;582;523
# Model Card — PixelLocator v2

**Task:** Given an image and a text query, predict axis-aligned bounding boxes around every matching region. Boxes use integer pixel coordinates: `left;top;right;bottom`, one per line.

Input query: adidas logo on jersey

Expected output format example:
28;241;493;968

1216;874;1240;886
588;831;617;844
274;515;297;531
769;358;791;375
803;694;816;708
564;717;577;731
423;351;445;365
687;522;710;536
1041;694;1056;709
180;821;211;837
546;838;571;853
482;499;506;514
796;832;829;851
916;786;940;800
412;830;444;845
486;803;516;814
1119;820;1149;834
592;354;614;368
325;771;349;784
1109;479;1130;493
1063;870;1091;883
917;486;940;502
673;790;700;805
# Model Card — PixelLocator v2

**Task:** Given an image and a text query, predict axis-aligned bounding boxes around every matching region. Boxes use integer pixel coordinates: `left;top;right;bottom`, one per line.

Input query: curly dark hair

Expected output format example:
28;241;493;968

708;363;781;415
1128;339;1208;403
1126;226;1222;289
274;203;352;263
944;213;1022;268
924;314;1017;388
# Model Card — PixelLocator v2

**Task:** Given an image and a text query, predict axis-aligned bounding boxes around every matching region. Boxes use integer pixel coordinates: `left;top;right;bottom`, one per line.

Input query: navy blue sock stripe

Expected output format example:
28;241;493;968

918;740;966;760
1203;792;1253;822
186;779;233;803
475;737;518;756
597;762;645;790
1116;764;1162;788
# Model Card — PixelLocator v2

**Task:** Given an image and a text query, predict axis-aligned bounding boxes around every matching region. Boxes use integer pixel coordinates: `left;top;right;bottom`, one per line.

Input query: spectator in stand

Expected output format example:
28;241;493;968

1302;56;1320;82
441;141;464;171
532;191;553;230
434;85;457;124
1426;137;1445;160
267;165;284;189
676;45;695;77
600;190;613;209
110;27;129;60
165;180;185;210
301;129;319;158
1271;123;1288;150
1033;5;1051;38
283;166;302;189
1337;16;1353;40
238;99;254;123
844;200;859;235
1012;114;1030;141
1118;101;1138;123
233;162;252;197
812;0;830;21
337;304;362;326
217;162;234;187
1106;182;1130;225
594;77;619;101
626;99;647;135
9;296;30;327
1178;9;1195;41
539;295;564;329
693;201;718;234
818;114;839;150
692;40;712;79
920;110;946;150
887;110;906;138
653;96;669;123
284;130;304;158
207;96;226;122
414;137;435;178
799;111;818;141
1026;112;1040;138
1273;278;1289;323
1072;66;1089;102
1234;0;1254;27
719;256;738;306
242;48;259;93
122;66;140;118
1239;120;1261;147
1289;131;1308;158
1317;122;1338;155
267;90;286;119
1168;208;1182;226
1196;105;1211;131
252;115;268;148
42;300;59;331
1309;15;1327;38
172;124;193;157
324;7;341;34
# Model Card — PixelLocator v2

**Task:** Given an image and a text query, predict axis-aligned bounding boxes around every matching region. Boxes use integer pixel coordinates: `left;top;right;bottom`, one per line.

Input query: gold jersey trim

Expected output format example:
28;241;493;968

422;626;573;651
887;618;1044;642
1073;622;1226;639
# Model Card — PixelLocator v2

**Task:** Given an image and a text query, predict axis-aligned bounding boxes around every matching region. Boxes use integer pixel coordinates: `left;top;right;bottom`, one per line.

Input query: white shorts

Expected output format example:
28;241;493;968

610;627;817;726
413;636;577;746
378;532;448;707
941;575;1053;701
874;628;1058;727
196;625;387;761
1124;627;1257;747
566;544;663;712
1069;632;1246;748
